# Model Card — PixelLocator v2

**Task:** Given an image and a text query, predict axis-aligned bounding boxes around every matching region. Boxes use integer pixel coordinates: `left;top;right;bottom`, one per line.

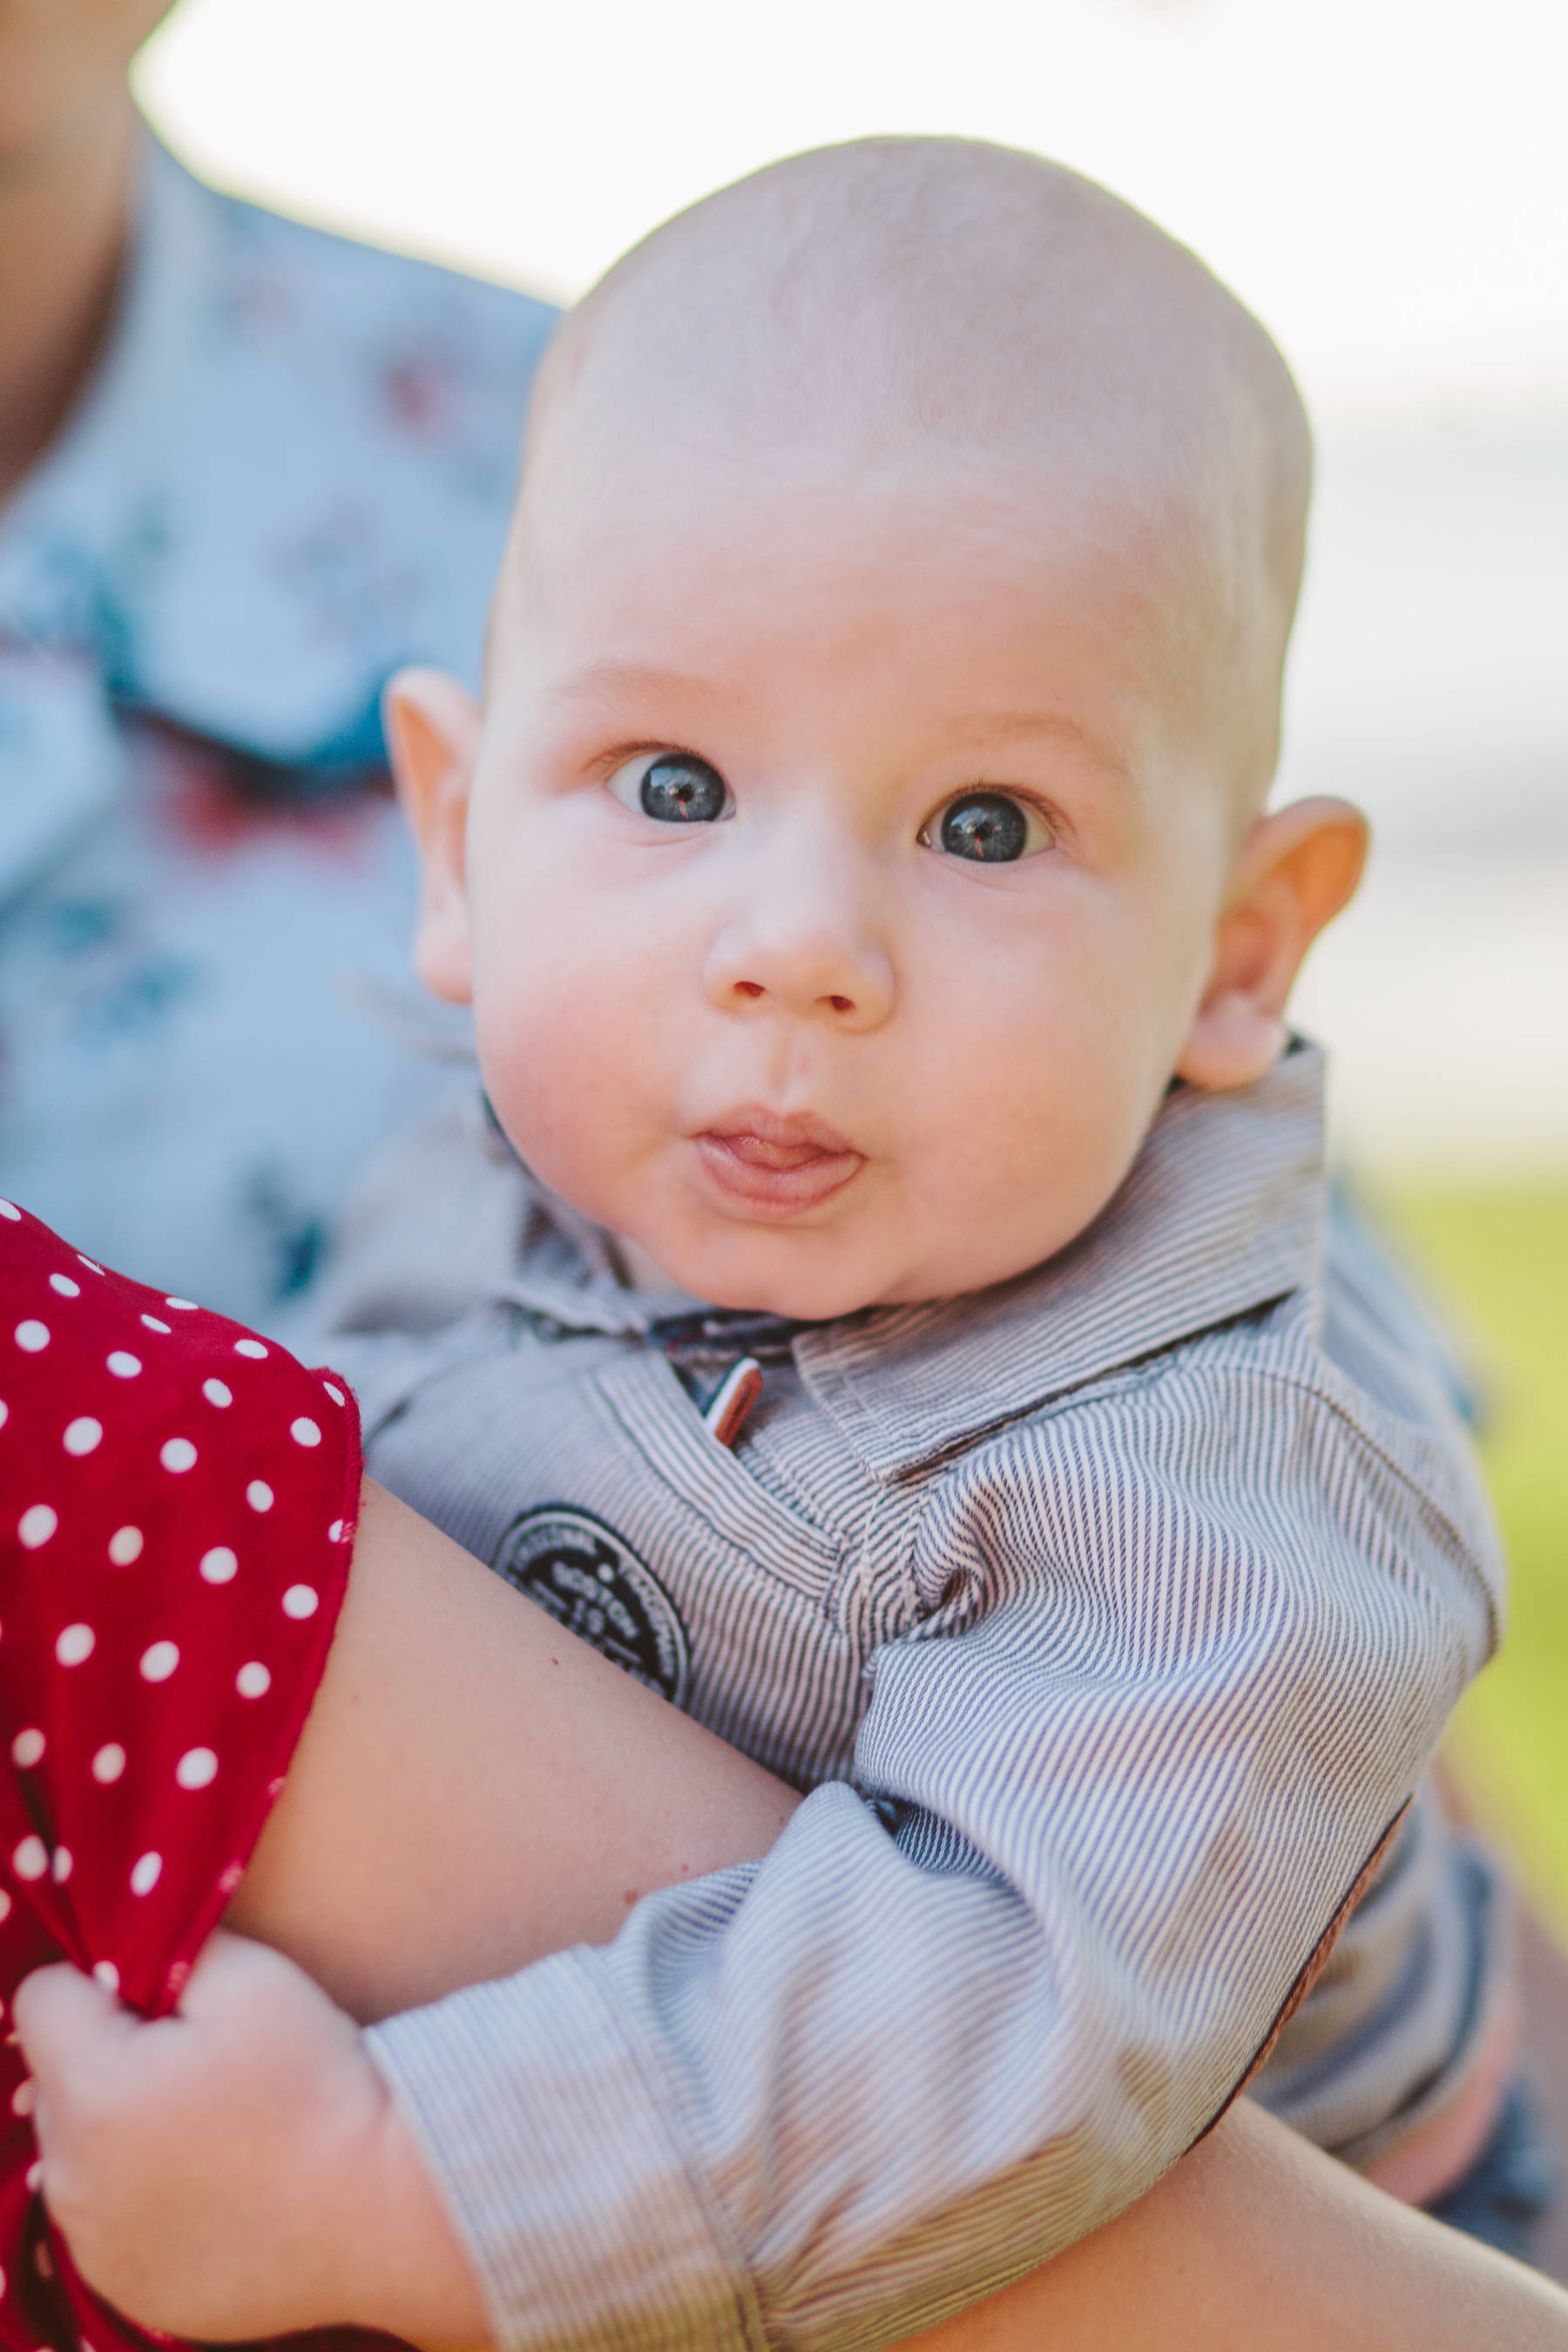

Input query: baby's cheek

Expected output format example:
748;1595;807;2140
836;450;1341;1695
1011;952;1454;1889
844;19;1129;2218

472;943;664;1214
909;983;1149;1276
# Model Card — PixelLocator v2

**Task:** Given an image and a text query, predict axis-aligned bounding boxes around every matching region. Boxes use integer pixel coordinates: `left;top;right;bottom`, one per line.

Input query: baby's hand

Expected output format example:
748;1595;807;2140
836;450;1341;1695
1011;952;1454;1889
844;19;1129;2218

14;1930;489;2345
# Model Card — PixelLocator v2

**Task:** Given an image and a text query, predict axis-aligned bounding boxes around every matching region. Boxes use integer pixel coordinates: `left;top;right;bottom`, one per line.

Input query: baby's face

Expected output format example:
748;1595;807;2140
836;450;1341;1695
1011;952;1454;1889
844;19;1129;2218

416;448;1255;1320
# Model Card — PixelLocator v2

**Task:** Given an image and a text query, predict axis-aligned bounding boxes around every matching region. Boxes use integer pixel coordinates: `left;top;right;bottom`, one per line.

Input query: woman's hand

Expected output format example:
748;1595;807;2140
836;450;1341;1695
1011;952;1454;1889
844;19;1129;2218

15;1930;490;2346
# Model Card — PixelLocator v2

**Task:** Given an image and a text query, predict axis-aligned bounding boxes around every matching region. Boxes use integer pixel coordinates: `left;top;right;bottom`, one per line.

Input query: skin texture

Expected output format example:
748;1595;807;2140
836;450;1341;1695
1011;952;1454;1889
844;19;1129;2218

14;137;1528;2348
0;0;168;166
0;1;167;497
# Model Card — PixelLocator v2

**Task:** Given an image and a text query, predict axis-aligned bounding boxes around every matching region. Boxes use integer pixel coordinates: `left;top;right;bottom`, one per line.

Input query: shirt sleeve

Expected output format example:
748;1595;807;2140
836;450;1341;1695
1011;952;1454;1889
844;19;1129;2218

364;1357;1497;2352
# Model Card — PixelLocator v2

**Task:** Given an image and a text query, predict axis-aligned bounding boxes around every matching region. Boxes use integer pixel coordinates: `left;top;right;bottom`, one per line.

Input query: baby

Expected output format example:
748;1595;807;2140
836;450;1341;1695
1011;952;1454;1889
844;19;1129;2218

317;135;1511;2328
10;136;1517;2346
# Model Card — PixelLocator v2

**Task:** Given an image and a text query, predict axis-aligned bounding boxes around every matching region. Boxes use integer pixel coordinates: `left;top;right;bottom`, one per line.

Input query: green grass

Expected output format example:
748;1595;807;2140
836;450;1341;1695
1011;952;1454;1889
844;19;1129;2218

1374;1185;1568;1936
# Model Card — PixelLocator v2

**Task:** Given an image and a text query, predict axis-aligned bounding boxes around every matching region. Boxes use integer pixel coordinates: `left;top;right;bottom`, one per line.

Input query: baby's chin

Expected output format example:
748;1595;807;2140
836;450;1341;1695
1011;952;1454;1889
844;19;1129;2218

656;1250;884;1325
625;1221;961;1324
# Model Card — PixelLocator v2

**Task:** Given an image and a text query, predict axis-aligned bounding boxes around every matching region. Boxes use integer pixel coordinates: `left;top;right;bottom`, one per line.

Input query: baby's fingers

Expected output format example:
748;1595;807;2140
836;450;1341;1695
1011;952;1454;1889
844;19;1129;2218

173;1923;323;2024
14;1958;132;2105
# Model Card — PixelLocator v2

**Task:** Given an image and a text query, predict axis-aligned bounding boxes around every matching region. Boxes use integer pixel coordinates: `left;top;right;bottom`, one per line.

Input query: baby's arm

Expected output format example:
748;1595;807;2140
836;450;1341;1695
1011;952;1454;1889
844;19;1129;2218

266;1363;1485;2351
18;1482;1568;2352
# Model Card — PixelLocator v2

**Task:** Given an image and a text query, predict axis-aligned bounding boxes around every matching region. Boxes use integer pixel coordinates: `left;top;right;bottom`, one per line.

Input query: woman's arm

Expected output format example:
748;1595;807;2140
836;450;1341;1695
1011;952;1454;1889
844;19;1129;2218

916;2097;1568;2352
227;1478;800;2020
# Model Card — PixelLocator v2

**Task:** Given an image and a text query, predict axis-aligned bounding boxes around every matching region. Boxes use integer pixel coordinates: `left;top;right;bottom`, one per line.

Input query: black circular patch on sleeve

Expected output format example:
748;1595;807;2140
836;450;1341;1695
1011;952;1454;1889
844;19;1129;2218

492;1504;691;1705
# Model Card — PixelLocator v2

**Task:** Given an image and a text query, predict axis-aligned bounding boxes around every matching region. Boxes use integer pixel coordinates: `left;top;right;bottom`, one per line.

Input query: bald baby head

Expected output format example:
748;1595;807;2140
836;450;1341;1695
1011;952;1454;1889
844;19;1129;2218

510;137;1311;818
396;140;1365;1315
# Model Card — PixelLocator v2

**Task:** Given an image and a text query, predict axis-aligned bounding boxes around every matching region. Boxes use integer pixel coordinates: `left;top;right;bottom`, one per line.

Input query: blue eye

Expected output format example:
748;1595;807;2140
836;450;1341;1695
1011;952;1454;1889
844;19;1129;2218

608;752;731;824
932;792;1036;863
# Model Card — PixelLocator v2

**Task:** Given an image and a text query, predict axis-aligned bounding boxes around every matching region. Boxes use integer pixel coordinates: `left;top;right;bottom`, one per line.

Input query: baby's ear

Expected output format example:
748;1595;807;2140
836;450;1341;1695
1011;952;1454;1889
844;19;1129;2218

383;668;482;1007
1175;796;1369;1092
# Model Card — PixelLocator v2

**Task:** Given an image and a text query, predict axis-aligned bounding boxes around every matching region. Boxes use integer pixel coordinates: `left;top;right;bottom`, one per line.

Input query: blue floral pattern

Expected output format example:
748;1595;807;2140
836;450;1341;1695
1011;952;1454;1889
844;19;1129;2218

0;136;557;1326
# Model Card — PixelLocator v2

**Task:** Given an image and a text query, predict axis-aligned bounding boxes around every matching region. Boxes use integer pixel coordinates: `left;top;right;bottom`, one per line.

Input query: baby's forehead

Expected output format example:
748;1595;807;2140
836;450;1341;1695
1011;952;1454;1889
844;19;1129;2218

503;139;1311;812
537;141;1294;497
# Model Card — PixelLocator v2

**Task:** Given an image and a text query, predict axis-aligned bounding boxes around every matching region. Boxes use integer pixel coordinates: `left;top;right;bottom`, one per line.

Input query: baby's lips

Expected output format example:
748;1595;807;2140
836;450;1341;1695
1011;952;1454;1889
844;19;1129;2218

698;1104;858;1159
693;1128;863;1213
713;1131;839;1173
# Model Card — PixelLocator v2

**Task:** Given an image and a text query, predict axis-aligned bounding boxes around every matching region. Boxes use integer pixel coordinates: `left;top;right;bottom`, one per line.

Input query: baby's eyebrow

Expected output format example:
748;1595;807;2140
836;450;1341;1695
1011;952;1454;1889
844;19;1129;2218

544;659;739;721
951;710;1092;749
936;709;1136;785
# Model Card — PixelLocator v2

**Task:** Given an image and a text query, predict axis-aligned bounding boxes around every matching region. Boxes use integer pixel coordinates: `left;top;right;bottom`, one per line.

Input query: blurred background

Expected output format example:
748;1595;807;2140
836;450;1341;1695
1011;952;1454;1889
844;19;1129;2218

136;0;1566;1915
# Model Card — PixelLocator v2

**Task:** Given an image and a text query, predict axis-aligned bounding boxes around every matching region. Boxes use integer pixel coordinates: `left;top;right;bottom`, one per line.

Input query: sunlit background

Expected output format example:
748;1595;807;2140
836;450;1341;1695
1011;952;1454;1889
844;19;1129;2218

137;0;1566;1910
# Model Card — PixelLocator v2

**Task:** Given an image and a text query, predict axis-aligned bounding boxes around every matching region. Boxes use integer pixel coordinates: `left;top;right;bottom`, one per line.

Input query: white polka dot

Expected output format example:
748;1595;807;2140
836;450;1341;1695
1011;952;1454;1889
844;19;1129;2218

129;1852;162;1897
247;1479;274;1513
199;1545;238;1585
175;1747;219;1790
0;1401;7;1431
77;1254;104;1274
108;1524;143;1566
18;1504;57;1549
14;1321;48;1353
139;1639;179;1682
25;2159;43;2194
282;1584;319;1619
56;1622;95;1666
140;1314;171;1335
322;1382;345;1407
106;1349;141;1378
10;2080;32;2118
48;1274;80;1299
217;1861;245;1896
236;1660;271;1699
290;1416;322;1448
92;1960;120;1993
10;1731;43;1768
91;1743;126;1784
234;1337;268;1359
165;1297;198;1312
0;1890;10;1922
12;1837;47;1882
63;1416;102;1456
202;1377;233;1408
51;1846;72;1883
0;1198;18;1219
159;1436;198;1473
328;1518;345;1543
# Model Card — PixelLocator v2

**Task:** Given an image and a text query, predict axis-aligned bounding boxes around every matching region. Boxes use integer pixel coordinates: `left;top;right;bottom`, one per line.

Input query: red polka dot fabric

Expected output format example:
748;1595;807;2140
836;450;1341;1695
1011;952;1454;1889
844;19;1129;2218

0;1200;362;2352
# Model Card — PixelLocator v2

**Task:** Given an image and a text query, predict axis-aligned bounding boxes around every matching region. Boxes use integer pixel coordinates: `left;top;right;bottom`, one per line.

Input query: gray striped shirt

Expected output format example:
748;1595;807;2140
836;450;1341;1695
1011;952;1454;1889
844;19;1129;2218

326;1045;1504;2350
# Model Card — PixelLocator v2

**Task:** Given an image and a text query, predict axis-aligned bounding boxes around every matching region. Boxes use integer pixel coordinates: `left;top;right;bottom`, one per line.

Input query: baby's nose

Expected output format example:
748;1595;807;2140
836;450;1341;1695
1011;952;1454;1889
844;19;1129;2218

704;917;894;1032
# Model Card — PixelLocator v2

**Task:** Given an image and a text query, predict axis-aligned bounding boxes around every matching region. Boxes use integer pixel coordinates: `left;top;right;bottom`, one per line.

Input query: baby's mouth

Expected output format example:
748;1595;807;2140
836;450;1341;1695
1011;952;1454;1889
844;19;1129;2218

693;1111;864;1216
